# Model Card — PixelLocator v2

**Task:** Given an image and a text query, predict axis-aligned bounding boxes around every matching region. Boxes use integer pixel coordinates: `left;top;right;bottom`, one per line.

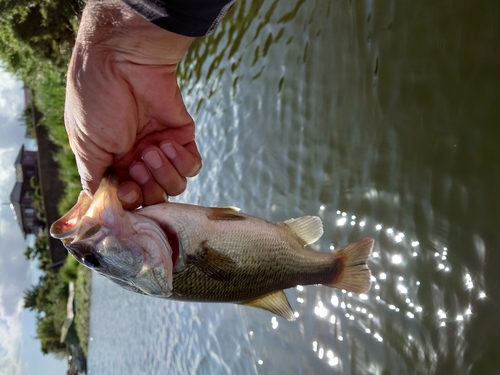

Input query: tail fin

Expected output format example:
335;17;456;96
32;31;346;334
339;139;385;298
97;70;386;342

325;238;374;293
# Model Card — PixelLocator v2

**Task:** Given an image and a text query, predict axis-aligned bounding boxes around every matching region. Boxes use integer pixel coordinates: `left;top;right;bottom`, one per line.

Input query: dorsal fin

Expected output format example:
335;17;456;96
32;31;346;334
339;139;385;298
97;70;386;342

241;290;295;321
223;206;241;212
279;216;323;246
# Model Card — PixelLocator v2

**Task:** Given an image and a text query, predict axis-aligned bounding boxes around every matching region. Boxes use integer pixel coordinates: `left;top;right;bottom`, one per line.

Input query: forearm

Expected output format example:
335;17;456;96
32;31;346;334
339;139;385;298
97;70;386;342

76;0;194;65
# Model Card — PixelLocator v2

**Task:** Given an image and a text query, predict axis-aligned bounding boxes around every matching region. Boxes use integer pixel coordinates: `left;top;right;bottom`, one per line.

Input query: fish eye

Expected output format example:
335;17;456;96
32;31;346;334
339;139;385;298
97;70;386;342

83;254;101;269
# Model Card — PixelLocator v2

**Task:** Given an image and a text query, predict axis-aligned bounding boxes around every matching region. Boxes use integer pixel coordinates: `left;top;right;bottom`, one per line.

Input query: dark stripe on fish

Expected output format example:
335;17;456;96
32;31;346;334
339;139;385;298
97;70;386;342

328;255;345;286
207;208;246;221
185;241;236;281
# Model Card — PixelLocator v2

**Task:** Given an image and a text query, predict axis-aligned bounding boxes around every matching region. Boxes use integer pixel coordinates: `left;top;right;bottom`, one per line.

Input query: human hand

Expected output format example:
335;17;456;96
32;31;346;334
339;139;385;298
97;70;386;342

65;0;201;209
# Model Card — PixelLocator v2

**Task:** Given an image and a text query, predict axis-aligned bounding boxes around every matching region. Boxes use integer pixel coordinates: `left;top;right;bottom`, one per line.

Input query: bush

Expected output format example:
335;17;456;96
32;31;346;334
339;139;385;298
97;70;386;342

74;266;92;357
59;256;80;283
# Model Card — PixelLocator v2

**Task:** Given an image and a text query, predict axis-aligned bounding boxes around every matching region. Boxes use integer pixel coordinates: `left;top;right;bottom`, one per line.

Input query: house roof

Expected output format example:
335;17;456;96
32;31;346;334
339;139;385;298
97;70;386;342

10;182;25;235
14;145;24;182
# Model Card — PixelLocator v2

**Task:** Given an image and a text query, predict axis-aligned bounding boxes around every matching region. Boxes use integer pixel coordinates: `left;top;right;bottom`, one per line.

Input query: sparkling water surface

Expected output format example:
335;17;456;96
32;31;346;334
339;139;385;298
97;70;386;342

88;1;500;374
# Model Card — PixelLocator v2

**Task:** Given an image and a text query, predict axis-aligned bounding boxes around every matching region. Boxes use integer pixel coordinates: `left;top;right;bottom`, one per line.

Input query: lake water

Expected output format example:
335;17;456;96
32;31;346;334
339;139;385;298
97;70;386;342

87;0;500;374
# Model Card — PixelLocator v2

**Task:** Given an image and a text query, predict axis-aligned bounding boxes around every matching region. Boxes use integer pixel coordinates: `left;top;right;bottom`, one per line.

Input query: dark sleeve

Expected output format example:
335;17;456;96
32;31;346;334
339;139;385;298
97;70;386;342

122;0;236;37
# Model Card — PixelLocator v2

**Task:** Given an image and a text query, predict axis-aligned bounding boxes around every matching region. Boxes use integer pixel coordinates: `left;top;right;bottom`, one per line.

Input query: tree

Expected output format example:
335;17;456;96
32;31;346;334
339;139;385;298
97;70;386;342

37;313;67;356
23;284;40;311
23;272;70;355
29;175;45;222
0;0;82;82
23;231;71;356
24;230;51;269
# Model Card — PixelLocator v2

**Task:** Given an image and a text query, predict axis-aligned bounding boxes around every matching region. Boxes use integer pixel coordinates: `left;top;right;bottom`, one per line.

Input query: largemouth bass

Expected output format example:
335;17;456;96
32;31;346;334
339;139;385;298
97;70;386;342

50;171;373;321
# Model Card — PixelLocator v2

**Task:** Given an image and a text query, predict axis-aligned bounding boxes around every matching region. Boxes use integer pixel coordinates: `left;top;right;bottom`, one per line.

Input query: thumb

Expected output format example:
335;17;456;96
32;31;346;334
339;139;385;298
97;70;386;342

76;154;111;197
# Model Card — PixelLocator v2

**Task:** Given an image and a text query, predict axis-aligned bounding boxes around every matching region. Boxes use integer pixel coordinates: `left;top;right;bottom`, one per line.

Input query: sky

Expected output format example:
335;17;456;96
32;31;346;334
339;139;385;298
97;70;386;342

0;67;67;375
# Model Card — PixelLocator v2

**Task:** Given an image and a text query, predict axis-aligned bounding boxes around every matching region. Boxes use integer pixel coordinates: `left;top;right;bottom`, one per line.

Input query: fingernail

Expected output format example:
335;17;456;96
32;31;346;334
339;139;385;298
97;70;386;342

143;150;163;169
130;164;150;185
118;186;139;204
161;143;177;160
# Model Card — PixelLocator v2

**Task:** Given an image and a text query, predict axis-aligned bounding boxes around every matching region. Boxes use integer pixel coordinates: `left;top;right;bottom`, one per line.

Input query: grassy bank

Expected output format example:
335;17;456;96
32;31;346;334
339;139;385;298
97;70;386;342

58;252;92;356
32;70;82;214
74;265;92;356
31;41;90;359
33;34;91;360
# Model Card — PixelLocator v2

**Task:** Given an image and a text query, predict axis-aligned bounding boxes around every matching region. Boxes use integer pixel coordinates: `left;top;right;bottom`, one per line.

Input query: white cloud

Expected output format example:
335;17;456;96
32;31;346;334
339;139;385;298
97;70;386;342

0;296;23;375
0;68;25;206
0;210;31;375
0;69;24;121
0;67;31;375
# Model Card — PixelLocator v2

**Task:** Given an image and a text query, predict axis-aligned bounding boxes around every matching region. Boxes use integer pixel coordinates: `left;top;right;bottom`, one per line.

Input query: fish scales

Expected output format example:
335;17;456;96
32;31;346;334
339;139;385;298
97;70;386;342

139;203;339;302
160;207;337;302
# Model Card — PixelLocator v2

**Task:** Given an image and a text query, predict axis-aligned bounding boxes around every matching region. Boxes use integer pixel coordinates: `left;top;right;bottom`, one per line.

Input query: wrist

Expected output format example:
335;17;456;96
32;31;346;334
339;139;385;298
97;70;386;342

76;0;194;65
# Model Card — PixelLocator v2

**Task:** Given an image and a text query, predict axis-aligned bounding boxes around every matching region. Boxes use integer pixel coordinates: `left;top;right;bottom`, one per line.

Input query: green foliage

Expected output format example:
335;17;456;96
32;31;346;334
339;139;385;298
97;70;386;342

1;0;82;215
0;0;82;83
5;0;91;361
36;303;67;356
23;235;67;357
28;175;46;222
59;255;79;283
31;68;68;145
23;271;69;355
24;229;51;267
24;235;91;357
23;252;92;356
20;104;36;137
23;284;40;311
74;266;91;357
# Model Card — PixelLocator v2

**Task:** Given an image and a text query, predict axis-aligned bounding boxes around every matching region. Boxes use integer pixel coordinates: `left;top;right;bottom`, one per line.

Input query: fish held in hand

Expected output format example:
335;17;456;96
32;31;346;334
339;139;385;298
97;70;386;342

50;171;374;321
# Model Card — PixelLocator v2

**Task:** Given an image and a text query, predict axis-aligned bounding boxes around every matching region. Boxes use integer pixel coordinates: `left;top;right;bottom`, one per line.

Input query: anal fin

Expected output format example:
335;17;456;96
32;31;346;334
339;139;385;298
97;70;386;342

241;290;296;321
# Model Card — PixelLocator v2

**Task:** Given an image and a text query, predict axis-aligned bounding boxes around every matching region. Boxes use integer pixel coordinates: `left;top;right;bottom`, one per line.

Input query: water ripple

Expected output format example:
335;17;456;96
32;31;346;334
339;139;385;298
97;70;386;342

88;0;499;373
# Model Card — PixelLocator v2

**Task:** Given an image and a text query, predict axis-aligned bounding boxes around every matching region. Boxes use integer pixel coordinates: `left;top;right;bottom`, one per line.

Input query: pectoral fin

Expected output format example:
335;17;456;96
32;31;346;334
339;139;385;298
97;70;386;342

186;242;236;281
241;291;296;321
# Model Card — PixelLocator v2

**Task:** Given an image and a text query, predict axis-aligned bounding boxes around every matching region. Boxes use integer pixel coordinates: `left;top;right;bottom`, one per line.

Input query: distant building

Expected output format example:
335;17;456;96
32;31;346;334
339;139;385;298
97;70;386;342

10;145;44;237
